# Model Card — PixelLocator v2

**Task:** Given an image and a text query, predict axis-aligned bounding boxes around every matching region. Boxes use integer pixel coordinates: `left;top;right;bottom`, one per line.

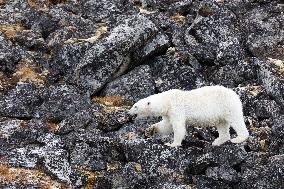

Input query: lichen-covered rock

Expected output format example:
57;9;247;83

0;0;284;188
149;52;201;92
74;14;169;94
36;84;92;121
239;154;284;189
205;165;238;183
242;3;284;60
256;58;284;109
207;60;257;87
0;34;24;75
101;65;156;103
0;82;44;118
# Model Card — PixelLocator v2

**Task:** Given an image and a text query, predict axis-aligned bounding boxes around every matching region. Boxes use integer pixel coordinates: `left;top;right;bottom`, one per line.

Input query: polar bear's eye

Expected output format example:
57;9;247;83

147;102;150;105
134;106;138;108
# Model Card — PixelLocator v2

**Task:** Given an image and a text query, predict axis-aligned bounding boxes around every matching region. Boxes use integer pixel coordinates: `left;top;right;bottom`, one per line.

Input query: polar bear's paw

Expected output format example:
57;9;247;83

165;142;181;148
231;136;247;144
212;137;230;146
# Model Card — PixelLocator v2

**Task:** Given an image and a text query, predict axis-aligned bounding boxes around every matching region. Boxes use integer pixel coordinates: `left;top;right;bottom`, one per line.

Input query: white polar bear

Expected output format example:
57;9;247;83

129;86;249;147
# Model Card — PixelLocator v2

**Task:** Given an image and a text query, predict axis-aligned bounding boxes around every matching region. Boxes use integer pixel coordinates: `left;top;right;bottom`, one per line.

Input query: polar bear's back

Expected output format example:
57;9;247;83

165;86;243;124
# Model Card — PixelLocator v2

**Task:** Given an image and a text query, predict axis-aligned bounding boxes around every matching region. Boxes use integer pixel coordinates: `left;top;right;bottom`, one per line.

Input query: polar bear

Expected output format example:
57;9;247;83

129;86;249;147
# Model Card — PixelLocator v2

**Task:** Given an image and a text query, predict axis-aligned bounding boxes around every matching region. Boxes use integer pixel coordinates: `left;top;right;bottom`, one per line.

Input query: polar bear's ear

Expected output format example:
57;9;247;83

147;102;150;105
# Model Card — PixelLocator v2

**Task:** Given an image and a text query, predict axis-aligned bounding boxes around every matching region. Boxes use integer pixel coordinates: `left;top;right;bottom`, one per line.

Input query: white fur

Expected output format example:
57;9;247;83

129;86;249;147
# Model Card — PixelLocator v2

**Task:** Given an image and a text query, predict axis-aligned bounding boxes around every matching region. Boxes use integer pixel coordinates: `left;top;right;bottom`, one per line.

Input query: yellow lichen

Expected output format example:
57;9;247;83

248;85;262;96
47;122;59;132
134;163;142;172
138;7;156;14
13;60;46;86
250;126;271;133
0;0;5;5
0;166;67;188
27;0;49;12
259;139;267;150
0;73;17;94
122;132;137;140
93;96;125;107
65;25;108;44
107;162;121;171
79;169;99;189
170;14;187;23
0;24;25;38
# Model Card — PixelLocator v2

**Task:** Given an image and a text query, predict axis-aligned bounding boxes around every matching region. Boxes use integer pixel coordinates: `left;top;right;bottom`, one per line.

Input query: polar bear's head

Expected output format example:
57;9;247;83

129;94;168;119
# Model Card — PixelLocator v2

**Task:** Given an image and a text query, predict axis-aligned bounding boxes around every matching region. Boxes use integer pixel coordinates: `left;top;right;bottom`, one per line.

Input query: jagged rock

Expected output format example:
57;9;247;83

0;0;284;188
97;108;131;132
242;3;284;60
101;65;156;103
186;144;247;175
239;154;284;189
69;134;125;172
36;84;92;121
207;60;257;87
185;1;243;65
192;175;231;189
149;53;201;92
0;82;44;119
74;14;169;94
80;0;135;22
205;165;238;183
0;34;24;75
256;58;284;109
254;99;281;119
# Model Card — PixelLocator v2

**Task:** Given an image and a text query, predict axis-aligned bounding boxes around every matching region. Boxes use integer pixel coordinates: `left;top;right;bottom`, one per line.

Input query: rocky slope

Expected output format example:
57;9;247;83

0;0;283;188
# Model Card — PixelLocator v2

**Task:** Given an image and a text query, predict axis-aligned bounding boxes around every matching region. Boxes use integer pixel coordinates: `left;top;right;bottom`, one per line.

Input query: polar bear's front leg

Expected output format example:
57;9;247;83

165;118;186;147
151;117;172;136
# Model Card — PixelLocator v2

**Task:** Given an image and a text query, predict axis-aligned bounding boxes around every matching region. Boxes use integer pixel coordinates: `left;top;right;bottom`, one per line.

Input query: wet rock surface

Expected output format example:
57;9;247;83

0;0;284;188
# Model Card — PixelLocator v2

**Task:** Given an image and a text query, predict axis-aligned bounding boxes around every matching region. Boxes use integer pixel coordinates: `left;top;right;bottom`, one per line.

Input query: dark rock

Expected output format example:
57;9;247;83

192;175;231;189
207;60;257;87
74;14;169;94
36;84;91;121
149;52;201;92
69;134;125;171
0;34;24;75
185;1;242;65
97;107;131;132
187;144;247;175
205;165;238;183
94;162;148;189
101;65;156;103
256;58;284;109
242;3;284;60
81;0;135;22
239;154;284;189
0;82;43;119
254;100;281;119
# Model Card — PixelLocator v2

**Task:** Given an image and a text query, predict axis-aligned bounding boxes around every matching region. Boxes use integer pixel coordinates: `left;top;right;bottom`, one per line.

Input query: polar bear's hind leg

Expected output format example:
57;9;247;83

212;123;231;146
229;117;249;144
